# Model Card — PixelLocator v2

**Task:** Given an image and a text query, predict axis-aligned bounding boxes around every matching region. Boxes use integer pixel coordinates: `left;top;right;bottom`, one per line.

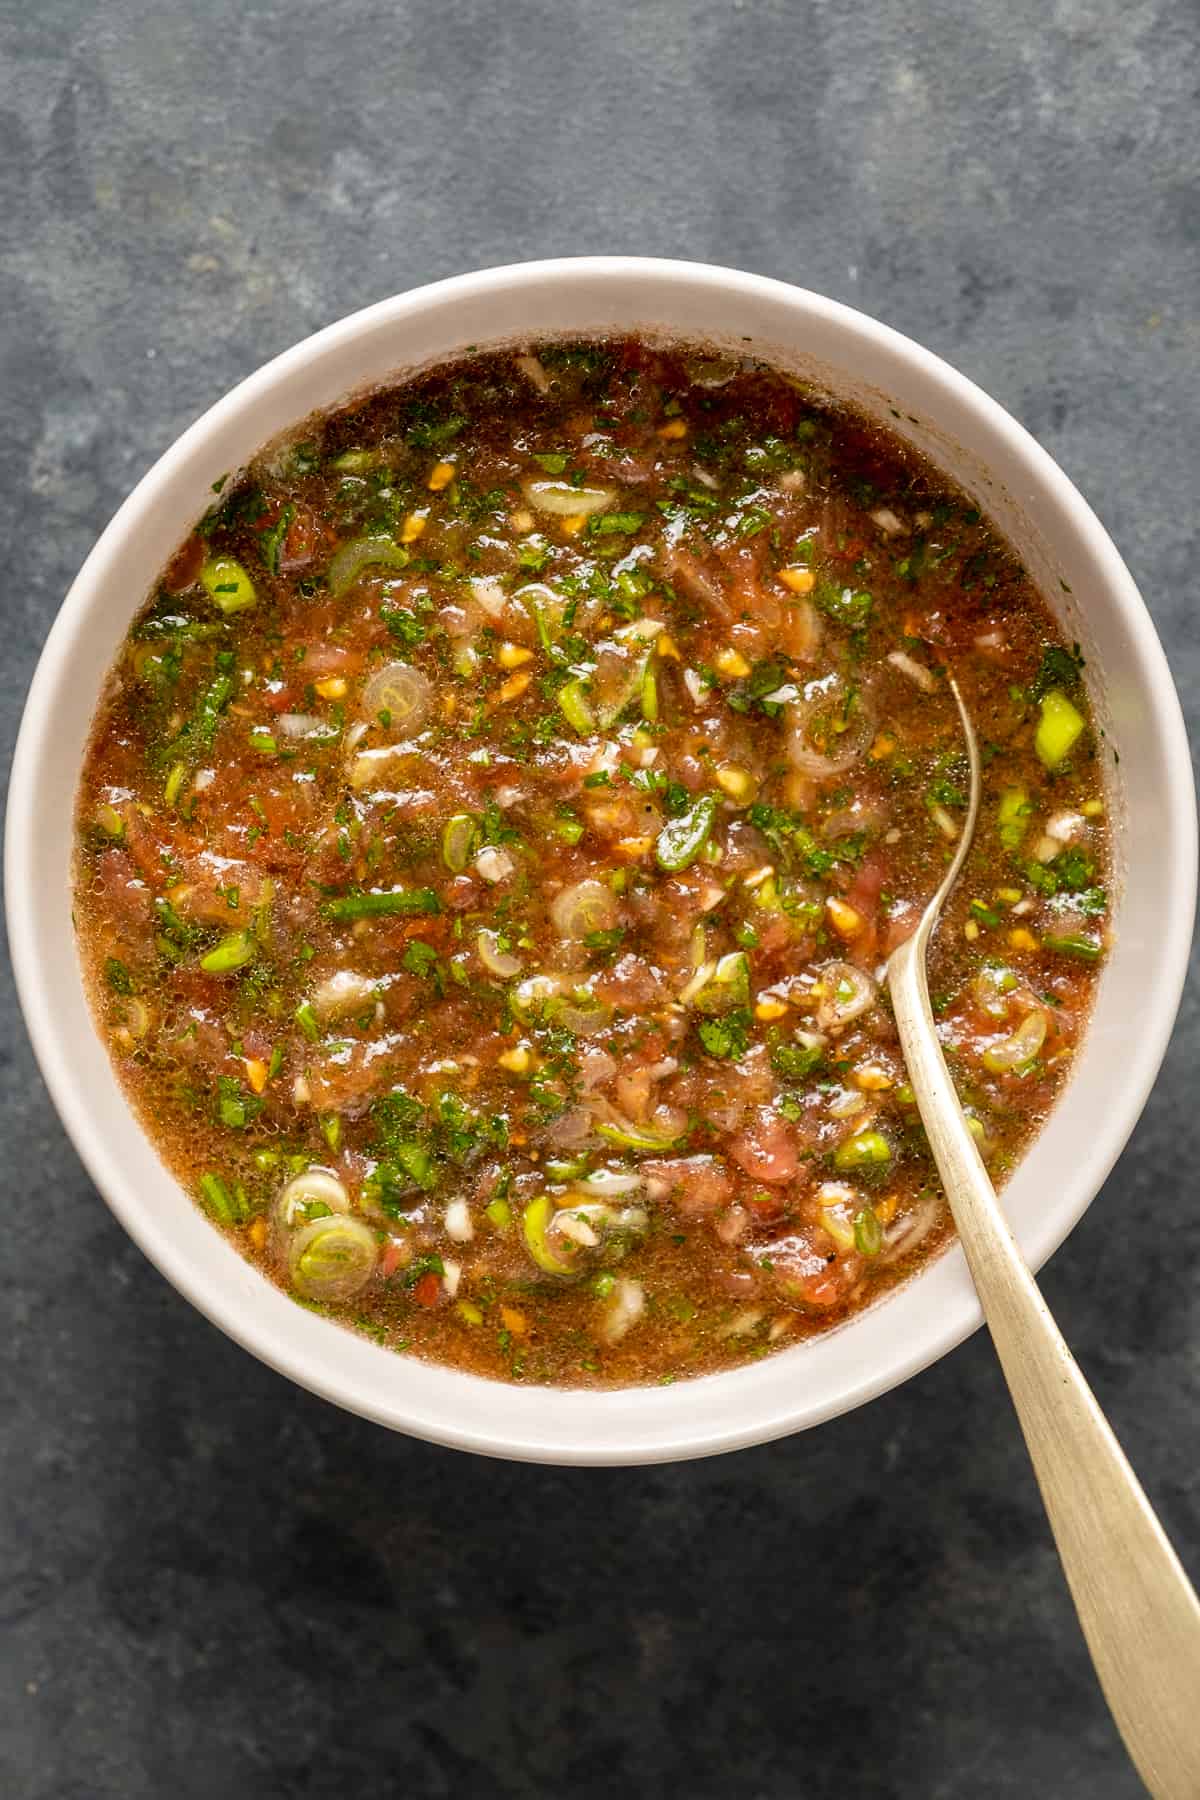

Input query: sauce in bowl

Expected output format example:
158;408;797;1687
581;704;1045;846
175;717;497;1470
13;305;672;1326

74;338;1109;1387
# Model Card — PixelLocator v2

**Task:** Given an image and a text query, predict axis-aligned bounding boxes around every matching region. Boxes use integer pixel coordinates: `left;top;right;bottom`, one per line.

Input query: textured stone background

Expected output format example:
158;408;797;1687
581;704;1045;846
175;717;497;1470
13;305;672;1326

1;2;1197;1795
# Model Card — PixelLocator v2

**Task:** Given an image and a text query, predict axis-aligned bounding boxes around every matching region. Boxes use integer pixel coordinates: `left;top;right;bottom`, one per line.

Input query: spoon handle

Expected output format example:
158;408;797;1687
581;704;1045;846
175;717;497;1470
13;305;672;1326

889;937;1200;1800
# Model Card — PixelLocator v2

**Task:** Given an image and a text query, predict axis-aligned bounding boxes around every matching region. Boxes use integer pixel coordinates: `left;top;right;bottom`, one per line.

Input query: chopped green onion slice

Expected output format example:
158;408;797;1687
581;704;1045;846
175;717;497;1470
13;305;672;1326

199;1172;236;1222
1042;932;1102;962
442;813;480;873
544;1155;590;1180
289;1215;378;1301
655;792;717;872
558;677;595;735
854;1206;883;1257
833;1130;892;1173
326;534;409;597
200;930;256;975
522;1194;576;1275
595;1119;684;1154
323;888;441;921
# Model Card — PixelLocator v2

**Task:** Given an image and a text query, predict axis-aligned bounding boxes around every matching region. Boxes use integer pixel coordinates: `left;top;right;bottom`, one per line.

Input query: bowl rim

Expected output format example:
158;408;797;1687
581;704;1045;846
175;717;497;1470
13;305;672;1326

6;255;1196;1464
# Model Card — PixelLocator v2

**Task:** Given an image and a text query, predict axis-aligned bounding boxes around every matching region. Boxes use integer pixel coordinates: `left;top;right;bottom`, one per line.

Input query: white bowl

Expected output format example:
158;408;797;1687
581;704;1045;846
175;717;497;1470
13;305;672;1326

7;258;1195;1464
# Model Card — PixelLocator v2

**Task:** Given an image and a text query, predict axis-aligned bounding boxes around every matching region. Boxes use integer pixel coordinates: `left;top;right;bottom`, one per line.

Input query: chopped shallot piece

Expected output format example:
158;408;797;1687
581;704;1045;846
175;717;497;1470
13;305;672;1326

444;1199;474;1243
600;1278;645;1344
718;1307;763;1338
887;650;936;692
516;353;551;393
474;845;514;883
1046;809;1085;844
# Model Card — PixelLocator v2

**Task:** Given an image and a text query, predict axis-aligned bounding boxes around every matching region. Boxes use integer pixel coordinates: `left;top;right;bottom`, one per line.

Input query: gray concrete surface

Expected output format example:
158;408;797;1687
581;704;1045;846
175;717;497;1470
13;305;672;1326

1;2;1197;1794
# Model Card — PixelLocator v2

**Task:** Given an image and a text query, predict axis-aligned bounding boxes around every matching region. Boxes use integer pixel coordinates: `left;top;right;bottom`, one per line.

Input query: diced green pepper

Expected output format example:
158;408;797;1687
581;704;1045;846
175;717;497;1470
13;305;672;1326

201;555;257;614
294;999;320;1042
1035;690;1085;769
199;1173;232;1221
833;1130;892;1173
997;786;1032;851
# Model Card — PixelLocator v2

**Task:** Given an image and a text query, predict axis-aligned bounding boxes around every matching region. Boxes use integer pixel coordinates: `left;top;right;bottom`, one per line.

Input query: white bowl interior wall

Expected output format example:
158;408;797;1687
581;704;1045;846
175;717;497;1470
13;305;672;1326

7;258;1194;1463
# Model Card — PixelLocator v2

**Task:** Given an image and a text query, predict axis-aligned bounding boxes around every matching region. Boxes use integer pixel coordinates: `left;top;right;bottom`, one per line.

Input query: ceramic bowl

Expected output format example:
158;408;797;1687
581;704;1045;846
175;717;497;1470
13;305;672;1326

7;258;1195;1463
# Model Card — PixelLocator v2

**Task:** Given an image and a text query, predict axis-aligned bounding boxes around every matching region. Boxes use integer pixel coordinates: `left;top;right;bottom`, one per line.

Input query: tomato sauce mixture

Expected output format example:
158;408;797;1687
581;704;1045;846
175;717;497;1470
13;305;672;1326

74;339;1110;1386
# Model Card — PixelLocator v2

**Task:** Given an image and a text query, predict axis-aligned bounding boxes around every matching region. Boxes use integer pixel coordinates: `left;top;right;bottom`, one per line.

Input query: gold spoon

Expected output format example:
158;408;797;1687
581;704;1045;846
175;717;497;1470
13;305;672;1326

887;677;1200;1799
